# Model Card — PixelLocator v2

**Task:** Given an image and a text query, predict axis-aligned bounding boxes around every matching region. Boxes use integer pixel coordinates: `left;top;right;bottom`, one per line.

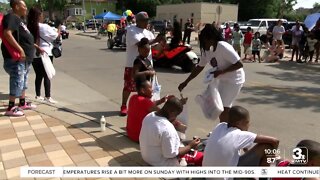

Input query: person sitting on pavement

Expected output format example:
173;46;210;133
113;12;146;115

265;40;284;63
126;77;168;142
139;96;203;166
273;139;320;180
203;106;279;167
133;38;155;81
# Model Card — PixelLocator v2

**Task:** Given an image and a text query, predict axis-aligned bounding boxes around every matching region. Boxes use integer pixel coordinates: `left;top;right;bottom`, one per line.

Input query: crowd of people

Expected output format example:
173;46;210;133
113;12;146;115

219;19;320;64
118;10;320;175
1;0;62;116
1;0;319;177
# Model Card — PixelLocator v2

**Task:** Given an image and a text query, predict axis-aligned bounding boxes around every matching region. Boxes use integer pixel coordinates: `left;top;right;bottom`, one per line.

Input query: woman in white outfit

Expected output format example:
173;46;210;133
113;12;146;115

27;6;60;103
178;24;245;122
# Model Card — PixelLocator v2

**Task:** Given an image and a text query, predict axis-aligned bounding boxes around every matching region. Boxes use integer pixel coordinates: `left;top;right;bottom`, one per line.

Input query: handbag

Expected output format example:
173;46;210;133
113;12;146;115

195;79;223;121
151;75;161;101
40;53;56;79
0;13;21;61
40;36;62;58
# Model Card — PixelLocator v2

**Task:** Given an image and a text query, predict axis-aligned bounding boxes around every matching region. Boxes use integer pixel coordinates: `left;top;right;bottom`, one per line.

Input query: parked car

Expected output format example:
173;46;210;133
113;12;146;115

149;20;166;32
85;19;101;30
240;18;287;35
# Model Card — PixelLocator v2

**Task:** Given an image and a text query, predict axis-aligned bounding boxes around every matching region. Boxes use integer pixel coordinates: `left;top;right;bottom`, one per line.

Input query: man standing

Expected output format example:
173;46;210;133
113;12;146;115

183;18;194;45
272;19;285;41
120;11;161;116
2;0;37;116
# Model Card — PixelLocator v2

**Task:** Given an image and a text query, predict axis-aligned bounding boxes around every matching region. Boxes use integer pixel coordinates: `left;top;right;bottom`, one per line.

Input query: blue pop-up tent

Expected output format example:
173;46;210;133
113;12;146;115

304;13;320;30
94;11;122;20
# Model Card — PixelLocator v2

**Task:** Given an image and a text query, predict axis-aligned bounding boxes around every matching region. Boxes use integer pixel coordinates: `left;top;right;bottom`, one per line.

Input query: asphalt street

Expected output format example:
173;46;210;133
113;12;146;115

1;30;319;159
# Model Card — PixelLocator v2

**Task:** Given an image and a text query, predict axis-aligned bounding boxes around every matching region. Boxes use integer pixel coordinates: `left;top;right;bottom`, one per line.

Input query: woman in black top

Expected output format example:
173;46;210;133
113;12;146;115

132;38;155;81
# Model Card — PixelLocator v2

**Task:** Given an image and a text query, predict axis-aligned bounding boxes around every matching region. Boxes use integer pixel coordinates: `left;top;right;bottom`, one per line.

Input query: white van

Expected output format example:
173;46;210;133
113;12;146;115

240;18;287;35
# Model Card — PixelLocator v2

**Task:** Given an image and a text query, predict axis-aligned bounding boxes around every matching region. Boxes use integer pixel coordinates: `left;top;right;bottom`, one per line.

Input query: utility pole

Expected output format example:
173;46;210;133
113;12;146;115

82;0;86;32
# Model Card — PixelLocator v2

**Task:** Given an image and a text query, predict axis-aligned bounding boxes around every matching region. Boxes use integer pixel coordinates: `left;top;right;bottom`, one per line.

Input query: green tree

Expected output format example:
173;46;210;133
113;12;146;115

313;2;320;10
276;0;297;18
24;0;67;20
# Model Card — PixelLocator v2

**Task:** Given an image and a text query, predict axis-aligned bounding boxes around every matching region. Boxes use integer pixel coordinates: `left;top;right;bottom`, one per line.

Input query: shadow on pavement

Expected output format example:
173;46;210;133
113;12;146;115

109;151;148;166
155;67;189;74
58;107;119;120
239;86;320;112
95;133;148;166
99;48;126;53
261;61;320;85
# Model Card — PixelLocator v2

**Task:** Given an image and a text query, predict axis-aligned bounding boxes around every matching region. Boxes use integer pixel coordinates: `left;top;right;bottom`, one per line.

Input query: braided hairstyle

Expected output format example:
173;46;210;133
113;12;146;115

198;24;224;53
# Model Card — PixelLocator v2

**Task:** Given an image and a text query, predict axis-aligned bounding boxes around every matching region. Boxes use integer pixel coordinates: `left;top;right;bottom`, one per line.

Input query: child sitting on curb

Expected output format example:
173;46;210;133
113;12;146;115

126;77;187;142
126;77;167;142
203;106;279;167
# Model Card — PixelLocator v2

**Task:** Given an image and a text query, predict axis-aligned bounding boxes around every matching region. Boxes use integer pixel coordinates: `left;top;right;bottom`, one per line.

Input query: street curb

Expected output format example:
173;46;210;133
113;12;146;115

75;32;103;40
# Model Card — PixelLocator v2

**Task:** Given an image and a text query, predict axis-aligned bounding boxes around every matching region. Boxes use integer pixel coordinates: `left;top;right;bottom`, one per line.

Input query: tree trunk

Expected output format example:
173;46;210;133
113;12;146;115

48;0;54;20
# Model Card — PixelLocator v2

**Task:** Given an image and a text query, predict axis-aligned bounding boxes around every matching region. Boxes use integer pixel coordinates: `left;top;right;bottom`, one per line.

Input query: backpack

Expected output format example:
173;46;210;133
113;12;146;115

0;13;21;60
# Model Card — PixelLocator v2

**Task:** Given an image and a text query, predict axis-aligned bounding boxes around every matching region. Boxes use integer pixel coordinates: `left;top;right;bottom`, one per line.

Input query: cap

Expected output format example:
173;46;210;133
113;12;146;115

135;11;149;21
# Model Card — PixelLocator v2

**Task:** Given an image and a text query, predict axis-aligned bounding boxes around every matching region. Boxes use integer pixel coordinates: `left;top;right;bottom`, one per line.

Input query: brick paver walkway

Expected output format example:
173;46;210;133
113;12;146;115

0;105;124;179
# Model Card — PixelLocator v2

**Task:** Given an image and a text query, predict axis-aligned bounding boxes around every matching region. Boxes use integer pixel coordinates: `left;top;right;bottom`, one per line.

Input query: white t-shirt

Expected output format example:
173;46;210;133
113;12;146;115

272;25;285;40
198;41;245;84
203;122;257;166
60;25;66;31
37;23;59;57
139;112;180;166
126;26;155;67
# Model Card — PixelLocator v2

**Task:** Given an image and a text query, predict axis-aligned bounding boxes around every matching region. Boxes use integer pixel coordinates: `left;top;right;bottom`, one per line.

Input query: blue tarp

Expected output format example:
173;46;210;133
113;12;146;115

304;13;320;30
94;11;122;20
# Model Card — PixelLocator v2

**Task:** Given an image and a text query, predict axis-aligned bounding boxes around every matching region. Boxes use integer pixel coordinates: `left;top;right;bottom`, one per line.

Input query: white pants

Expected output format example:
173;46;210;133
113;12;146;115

217;81;243;108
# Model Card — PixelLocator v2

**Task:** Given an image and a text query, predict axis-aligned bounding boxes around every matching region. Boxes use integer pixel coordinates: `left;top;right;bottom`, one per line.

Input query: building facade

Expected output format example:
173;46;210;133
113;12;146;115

66;0;116;19
156;2;238;28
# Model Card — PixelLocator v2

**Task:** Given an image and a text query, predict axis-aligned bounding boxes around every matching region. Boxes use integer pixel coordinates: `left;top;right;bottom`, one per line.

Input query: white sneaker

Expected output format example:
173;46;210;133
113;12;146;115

44;97;58;104
35;96;44;101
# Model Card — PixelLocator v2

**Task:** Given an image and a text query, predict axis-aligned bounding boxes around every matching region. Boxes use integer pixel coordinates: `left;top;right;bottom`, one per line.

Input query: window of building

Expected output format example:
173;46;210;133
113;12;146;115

73;8;83;15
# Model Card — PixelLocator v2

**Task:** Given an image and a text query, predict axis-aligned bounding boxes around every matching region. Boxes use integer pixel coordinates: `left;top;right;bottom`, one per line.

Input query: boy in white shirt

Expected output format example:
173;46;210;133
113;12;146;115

139;96;202;166
203;106;279;167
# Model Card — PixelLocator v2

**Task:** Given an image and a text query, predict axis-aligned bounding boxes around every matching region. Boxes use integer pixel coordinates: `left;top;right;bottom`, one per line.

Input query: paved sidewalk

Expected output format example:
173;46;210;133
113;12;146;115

0;100;150;180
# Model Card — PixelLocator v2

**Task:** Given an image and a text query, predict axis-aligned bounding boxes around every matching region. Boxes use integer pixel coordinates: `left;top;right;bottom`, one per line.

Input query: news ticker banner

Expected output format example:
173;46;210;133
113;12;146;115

21;167;320;178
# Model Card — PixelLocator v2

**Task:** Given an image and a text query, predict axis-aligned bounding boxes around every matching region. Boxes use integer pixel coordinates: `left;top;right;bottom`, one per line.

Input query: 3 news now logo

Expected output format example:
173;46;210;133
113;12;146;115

292;147;308;164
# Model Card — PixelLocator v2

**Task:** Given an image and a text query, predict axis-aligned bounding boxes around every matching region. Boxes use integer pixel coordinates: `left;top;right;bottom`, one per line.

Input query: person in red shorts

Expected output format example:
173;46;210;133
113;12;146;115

120;11;163;116
126;77;167;142
273;139;320;180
